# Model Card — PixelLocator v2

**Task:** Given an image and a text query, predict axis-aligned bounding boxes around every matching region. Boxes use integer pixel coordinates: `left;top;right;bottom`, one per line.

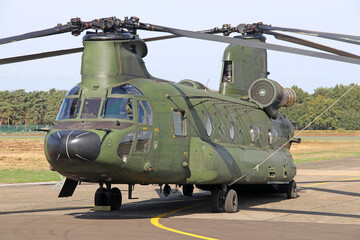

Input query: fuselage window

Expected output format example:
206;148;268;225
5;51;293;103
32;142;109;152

103;98;133;120
268;129;278;145
81;98;102;119
111;84;143;95
249;125;261;143
229;121;235;140
135;130;152;153
206;116;213;136
138;101;145;123
117;132;135;162
56;98;81;120
173;110;186;136
142;100;153;125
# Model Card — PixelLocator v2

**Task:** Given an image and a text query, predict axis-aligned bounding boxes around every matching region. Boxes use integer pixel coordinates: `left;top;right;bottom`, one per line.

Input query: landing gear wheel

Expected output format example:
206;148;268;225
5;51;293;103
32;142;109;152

182;184;194;196
224;189;238;213
163;184;171;197
211;188;225;212
286;180;298;199
110;187;122;210
94;187;107;206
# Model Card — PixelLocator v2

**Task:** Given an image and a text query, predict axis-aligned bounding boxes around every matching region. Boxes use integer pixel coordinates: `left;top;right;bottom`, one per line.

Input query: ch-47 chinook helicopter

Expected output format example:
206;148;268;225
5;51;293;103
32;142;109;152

1;17;360;213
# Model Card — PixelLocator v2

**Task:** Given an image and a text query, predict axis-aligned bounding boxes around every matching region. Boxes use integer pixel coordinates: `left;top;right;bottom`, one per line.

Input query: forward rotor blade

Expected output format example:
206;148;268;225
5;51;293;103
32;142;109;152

0;34;179;65
266;31;360;59
143;35;179;42
0;47;84;65
0;24;73;45
153;24;360;65
260;25;360;45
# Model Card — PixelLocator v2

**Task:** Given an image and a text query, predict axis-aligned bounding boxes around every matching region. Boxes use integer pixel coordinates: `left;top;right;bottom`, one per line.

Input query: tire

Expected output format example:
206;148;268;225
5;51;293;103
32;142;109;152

94;187;107;206
286;180;298;199
110;187;122;210
211;188;224;212
182;184;194;196
163;184;171;197
224;189;238;213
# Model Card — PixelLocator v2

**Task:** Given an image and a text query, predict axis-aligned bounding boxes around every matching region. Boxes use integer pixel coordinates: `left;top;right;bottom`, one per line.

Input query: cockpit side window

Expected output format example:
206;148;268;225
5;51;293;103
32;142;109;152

81;98;102;119
103;98;133;120
111;84;143;95
56;98;81;120
117;132;135;162
135;130;152;153
142;100;153;125
137;101;145;123
137;100;152;125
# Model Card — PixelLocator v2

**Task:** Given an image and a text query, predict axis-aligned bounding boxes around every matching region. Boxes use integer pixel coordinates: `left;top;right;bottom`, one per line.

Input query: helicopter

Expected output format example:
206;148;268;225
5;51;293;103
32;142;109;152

1;17;360;213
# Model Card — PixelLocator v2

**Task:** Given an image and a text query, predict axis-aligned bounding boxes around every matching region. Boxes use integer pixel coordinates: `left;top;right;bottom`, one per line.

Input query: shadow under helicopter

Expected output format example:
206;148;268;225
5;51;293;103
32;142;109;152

1;184;358;220
71;184;360;220
68;191;292;220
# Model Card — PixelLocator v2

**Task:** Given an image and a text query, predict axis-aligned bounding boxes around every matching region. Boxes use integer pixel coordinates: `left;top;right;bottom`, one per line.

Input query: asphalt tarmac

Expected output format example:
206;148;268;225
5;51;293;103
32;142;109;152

1;157;359;240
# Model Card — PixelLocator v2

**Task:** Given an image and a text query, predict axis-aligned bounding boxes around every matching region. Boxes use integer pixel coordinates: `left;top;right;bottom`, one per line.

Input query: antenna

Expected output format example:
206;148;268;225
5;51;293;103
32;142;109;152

205;79;210;91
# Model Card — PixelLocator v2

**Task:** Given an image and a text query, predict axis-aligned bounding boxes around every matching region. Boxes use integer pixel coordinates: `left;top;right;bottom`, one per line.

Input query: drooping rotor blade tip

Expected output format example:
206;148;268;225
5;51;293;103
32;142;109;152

267;31;360;59
260;25;360;46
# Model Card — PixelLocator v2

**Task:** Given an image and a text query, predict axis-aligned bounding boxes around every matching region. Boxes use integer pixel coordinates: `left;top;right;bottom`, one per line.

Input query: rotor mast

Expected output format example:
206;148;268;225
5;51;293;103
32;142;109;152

80;31;150;89
219;29;268;98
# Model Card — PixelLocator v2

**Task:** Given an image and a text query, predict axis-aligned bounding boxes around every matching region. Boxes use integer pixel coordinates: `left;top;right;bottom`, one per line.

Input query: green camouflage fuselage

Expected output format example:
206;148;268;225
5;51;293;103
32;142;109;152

44;34;296;186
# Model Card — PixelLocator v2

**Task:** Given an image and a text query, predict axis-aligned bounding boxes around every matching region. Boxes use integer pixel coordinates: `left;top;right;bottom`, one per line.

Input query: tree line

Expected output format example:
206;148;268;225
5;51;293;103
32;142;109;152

0;89;66;126
0;84;359;130
279;84;360;130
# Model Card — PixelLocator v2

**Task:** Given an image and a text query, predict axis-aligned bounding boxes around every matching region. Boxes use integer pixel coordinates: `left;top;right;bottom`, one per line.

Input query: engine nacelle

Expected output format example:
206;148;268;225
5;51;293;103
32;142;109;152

248;78;296;109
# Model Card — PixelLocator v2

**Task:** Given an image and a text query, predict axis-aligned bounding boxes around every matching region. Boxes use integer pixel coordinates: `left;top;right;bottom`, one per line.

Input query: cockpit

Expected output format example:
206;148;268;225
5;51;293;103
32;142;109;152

47;83;154;167
56;83;152;123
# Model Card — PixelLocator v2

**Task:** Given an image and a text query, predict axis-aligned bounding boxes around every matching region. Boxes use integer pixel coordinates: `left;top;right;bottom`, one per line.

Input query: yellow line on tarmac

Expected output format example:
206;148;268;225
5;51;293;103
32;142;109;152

340;176;360;181
300;176;360;188
151;202;219;240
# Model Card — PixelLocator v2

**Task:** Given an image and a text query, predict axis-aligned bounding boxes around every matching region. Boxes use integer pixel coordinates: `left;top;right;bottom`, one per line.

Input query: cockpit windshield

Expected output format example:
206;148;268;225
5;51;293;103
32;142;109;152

56;98;81;120
103;98;133;120
81;98;102;119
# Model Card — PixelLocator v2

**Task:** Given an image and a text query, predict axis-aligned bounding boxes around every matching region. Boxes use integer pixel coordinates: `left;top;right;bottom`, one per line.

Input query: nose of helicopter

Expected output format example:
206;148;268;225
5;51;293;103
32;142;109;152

46;130;101;163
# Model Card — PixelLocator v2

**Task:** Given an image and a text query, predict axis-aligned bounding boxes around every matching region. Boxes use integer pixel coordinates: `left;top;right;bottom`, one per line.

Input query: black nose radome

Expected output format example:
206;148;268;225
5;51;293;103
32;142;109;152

47;130;101;163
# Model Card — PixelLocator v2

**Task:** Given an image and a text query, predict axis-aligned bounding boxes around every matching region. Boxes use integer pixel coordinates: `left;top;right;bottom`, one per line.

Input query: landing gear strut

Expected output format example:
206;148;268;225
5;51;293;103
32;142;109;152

182;184;194;196
211;185;238;213
286;180;299;199
94;183;122;210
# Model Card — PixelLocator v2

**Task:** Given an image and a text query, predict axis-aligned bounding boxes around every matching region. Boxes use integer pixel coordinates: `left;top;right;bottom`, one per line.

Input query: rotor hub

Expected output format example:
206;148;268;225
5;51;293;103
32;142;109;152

83;31;133;41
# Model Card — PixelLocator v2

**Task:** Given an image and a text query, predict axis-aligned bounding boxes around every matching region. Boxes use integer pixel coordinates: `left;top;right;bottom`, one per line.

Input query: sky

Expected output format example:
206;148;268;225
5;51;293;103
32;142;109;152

0;0;359;93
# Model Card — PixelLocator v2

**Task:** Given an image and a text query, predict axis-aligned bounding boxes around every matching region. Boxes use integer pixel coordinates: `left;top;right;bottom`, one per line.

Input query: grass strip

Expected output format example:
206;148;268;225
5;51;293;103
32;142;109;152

0;169;61;183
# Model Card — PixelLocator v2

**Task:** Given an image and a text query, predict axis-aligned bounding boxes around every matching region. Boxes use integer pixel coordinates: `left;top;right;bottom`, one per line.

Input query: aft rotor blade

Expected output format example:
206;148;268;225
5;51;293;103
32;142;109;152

260;25;360;45
0;24;73;45
267;31;360;59
153;24;360;65
0;47;84;65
